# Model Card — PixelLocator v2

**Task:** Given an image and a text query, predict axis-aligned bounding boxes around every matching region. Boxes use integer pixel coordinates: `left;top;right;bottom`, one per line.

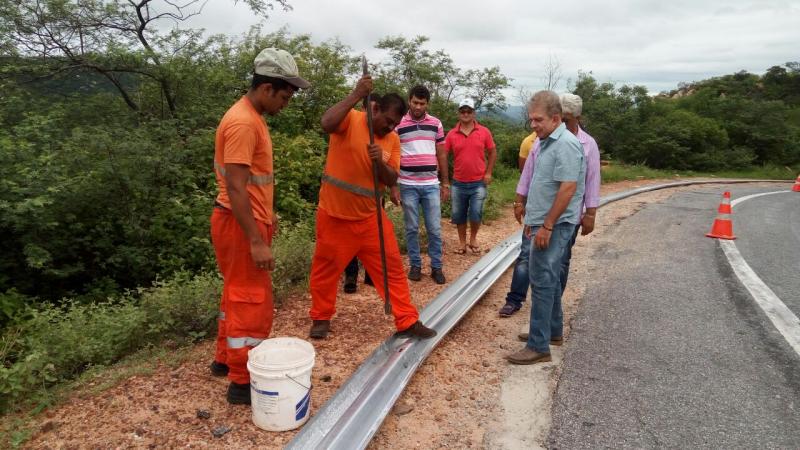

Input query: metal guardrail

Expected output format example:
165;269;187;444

285;178;793;450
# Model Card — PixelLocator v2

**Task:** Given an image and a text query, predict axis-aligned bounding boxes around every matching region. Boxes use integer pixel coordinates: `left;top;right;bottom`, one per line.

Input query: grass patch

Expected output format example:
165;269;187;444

601;162;798;183
484;165;521;222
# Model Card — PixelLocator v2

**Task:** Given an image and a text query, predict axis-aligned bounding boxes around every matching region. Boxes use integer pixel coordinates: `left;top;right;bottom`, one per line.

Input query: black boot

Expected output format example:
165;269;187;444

209;361;229;377
343;272;357;293
226;382;251;405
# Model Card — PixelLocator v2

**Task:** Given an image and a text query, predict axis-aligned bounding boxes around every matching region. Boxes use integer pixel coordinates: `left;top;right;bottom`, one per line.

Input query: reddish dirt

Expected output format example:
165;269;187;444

22;178;683;449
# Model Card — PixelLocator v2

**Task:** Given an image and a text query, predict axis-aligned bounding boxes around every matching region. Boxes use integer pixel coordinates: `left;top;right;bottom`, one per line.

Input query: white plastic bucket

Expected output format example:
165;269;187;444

247;337;315;431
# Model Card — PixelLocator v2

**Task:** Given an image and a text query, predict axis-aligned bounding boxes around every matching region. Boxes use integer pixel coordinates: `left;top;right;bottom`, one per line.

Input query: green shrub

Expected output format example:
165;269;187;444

272;220;316;305
138;272;221;342
0;272;221;413
483;165;518;222
0;290;29;327
387;206;407;254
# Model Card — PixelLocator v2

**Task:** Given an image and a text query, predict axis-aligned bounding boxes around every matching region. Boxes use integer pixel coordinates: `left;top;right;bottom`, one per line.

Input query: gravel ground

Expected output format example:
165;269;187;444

23;178;677;449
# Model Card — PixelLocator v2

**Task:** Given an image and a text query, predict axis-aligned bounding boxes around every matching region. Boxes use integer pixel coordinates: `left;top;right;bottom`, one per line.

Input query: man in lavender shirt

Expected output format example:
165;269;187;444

498;93;601;321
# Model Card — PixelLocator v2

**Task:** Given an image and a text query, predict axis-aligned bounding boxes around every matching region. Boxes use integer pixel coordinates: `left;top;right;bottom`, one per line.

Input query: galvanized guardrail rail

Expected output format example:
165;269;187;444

286;178;792;450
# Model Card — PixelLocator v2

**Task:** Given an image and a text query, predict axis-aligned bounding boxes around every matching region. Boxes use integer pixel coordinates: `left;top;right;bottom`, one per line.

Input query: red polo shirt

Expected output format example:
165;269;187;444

444;120;496;182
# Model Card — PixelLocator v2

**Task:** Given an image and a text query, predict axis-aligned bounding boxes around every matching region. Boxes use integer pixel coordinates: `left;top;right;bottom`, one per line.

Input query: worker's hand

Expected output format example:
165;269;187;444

251;240;275;272
390;186;401;206
534;226;552;250
367;143;389;164
354;75;373;99
523;225;531;238
483;174;492;185
581;214;596;236
440;183;450;202
513;203;525;224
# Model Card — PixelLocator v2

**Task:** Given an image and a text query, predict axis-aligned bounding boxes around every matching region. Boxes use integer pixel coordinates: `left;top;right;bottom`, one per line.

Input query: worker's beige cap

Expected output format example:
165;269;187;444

254;48;310;89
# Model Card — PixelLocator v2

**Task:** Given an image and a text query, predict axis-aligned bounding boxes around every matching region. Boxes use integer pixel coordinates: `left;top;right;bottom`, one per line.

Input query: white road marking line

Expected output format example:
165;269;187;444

719;190;800;356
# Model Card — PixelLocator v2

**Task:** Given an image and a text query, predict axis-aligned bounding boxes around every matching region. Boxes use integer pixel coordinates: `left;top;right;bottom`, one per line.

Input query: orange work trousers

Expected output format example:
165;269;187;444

309;207;419;331
210;207;274;384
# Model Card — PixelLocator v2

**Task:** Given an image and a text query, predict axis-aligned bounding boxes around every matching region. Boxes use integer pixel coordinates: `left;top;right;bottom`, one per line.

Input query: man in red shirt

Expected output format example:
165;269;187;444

210;48;309;405
444;98;497;254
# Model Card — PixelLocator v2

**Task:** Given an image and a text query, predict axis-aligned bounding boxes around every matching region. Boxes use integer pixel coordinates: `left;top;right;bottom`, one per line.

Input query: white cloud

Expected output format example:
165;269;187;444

179;0;800;99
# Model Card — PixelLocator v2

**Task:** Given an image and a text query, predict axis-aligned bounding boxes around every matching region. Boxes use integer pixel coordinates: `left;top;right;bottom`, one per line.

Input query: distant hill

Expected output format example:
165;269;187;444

478;104;526;124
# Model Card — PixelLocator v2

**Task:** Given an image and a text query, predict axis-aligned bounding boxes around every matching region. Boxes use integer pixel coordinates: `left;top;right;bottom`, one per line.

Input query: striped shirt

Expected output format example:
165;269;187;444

395;112;445;186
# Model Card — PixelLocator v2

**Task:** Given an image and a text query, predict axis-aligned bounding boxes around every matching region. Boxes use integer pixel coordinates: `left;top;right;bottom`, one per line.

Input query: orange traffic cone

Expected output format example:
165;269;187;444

792;174;800;192
706;191;736;240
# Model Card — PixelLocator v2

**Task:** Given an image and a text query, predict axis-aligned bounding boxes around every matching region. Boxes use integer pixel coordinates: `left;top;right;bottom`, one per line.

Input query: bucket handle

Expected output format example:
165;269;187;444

286;373;312;392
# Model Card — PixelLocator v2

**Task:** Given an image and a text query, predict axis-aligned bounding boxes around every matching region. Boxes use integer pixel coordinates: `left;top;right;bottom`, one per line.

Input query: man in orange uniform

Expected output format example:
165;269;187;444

210;48;310;405
308;75;437;340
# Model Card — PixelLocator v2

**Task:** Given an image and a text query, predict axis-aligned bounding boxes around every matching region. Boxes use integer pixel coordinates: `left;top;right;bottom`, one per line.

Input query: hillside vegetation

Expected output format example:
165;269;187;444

0;0;798;416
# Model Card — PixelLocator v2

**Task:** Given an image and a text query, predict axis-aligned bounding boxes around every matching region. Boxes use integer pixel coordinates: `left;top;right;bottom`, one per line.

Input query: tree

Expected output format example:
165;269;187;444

373;35;461;103
0;0;290;117
541;54;562;91
461;66;512;112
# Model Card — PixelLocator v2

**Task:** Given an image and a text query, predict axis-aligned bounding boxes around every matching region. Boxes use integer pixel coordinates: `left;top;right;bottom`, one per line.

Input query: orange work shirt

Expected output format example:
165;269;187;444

318;109;401;221
214;97;274;224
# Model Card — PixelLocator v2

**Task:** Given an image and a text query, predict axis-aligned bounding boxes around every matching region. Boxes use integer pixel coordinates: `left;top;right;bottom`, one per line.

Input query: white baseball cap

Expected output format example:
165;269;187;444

458;98;475;110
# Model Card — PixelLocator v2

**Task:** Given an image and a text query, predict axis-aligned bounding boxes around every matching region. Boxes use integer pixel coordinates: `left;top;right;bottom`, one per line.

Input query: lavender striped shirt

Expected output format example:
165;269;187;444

395;112;445;186
516;126;601;211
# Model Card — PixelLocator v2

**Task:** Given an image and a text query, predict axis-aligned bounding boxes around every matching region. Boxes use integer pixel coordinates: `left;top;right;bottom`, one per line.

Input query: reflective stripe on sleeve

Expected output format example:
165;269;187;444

214;161;274;186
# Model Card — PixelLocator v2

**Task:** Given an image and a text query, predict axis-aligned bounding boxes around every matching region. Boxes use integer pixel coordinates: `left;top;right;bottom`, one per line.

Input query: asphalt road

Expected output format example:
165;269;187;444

549;184;800;449
733;190;800;316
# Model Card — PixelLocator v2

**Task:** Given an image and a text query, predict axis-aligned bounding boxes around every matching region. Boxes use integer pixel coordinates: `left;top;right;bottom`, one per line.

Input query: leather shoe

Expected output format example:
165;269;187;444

499;302;521;317
505;347;551;365
408;266;422;281
517;332;563;346
431;268;446;285
309;320;330;339
396;321;437;339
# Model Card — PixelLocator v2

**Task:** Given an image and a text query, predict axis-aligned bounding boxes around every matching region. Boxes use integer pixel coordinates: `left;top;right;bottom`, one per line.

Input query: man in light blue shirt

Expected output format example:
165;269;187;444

506;90;585;365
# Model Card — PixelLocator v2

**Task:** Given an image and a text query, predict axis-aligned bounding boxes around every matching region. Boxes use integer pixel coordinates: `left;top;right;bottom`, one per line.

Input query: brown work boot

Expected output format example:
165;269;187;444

505;347;552;365
309;320;330;339
517;332;563;346
397;321;437;339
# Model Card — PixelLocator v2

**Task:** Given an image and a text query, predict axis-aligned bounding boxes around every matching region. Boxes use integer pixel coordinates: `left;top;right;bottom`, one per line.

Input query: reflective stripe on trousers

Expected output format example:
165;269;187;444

321;173;381;198
226;336;264;349
215;161;274;185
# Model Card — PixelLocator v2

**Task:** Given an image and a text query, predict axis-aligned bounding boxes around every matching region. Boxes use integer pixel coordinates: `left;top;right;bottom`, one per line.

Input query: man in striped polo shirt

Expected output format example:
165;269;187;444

393;85;449;284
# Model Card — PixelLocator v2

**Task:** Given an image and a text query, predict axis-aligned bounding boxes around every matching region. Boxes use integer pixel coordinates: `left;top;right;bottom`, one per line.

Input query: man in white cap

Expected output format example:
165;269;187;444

444;98;497;255
209;48;310;405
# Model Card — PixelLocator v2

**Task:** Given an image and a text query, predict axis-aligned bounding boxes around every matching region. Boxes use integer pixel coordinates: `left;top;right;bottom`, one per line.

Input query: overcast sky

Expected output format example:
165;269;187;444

181;0;800;101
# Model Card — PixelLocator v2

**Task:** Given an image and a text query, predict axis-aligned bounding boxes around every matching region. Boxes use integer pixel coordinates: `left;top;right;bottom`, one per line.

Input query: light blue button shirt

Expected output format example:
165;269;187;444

524;123;586;226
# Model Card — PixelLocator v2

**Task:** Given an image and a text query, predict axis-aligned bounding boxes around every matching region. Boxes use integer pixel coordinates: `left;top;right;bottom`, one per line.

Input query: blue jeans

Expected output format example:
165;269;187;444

450;180;487;224
507;224;580;308
526;223;577;353
505;231;532;307
560;225;580;294
400;184;443;269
